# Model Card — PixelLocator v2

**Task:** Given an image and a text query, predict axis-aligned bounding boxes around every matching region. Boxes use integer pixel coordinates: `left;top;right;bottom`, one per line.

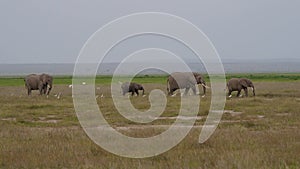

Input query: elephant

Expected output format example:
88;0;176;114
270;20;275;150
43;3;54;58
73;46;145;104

24;73;53;96
227;78;255;97
121;82;145;96
167;72;208;96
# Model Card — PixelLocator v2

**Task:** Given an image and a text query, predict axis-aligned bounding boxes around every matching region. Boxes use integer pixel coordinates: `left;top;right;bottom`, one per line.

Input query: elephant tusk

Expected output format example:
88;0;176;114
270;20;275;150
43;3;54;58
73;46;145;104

201;84;210;89
46;84;51;96
118;81;123;85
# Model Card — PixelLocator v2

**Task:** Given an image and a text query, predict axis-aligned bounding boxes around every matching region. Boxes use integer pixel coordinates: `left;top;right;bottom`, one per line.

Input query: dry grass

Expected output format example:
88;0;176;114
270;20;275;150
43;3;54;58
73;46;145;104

1;80;300;168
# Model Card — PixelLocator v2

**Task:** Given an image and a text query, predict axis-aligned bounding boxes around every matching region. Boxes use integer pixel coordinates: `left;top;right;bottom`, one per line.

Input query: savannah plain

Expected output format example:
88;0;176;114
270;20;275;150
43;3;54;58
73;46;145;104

1;74;300;169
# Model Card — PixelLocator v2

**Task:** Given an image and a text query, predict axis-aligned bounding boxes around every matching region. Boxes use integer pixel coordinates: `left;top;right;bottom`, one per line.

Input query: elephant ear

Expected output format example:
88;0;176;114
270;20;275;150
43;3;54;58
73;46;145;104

39;75;44;83
193;73;202;84
239;79;248;88
196;75;204;84
40;74;50;85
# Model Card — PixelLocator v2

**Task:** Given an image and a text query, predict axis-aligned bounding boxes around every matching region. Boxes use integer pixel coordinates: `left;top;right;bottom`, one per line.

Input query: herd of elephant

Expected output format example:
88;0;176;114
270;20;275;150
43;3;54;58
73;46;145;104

121;72;255;98
24;72;255;98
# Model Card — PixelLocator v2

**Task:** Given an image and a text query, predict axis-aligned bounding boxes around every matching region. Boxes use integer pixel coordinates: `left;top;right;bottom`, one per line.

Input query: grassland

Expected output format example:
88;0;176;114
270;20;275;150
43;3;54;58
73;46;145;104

1;74;300;168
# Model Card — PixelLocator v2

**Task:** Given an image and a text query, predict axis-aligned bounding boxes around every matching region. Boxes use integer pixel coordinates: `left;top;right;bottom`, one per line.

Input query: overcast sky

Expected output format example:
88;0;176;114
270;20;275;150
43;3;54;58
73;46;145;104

0;0;299;64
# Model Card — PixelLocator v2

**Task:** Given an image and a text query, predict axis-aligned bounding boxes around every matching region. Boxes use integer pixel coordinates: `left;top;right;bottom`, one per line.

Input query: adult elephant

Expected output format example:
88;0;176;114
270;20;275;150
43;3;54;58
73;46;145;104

227;78;255;97
24;73;53;96
167;72;208;97
121;82;145;96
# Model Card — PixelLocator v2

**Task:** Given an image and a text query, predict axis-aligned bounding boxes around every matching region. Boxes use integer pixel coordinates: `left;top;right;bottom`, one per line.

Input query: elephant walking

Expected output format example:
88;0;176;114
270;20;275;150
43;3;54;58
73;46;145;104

227;78;255;97
167;72;208;96
24;73;53;96
121;82;145;96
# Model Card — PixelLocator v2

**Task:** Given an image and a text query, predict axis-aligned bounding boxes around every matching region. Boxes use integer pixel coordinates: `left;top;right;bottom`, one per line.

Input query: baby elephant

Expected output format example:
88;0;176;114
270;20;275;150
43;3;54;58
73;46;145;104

121;82;145;96
227;78;255;97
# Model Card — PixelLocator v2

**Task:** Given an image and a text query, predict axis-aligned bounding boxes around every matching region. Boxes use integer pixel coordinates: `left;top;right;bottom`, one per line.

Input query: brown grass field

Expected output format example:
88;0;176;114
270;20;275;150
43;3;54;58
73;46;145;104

1;77;300;169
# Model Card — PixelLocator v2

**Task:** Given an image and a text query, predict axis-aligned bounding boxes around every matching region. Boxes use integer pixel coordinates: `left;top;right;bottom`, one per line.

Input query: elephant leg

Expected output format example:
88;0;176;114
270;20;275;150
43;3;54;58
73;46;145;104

39;88;43;95
172;88;178;95
191;86;197;95
244;88;248;97
184;88;190;95
168;89;173;95
27;88;31;96
38;83;44;95
135;89;139;96
228;90;232;98
170;88;177;97
237;90;241;97
43;86;47;94
131;91;135;96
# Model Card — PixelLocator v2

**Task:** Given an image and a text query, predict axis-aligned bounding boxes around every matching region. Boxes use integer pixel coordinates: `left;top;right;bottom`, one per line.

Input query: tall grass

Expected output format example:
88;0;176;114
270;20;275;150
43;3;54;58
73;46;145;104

0;77;300;168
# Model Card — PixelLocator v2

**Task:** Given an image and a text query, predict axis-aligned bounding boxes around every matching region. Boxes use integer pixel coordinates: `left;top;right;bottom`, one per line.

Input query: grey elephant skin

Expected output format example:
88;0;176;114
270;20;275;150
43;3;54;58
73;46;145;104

167;72;207;96
24;73;53;96
227;78;255;97
121;82;145;96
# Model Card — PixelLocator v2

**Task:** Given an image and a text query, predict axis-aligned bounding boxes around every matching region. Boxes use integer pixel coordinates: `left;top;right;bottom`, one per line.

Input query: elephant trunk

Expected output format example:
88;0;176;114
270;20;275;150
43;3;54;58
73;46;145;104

167;79;171;95
201;83;210;89
248;82;255;96
141;87;145;95
200;83;210;95
251;86;255;96
46;84;51;96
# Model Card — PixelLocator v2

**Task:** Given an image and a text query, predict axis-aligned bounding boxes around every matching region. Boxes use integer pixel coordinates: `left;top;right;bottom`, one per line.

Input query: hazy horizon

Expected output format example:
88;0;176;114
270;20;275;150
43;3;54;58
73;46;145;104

1;60;300;76
1;56;299;64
